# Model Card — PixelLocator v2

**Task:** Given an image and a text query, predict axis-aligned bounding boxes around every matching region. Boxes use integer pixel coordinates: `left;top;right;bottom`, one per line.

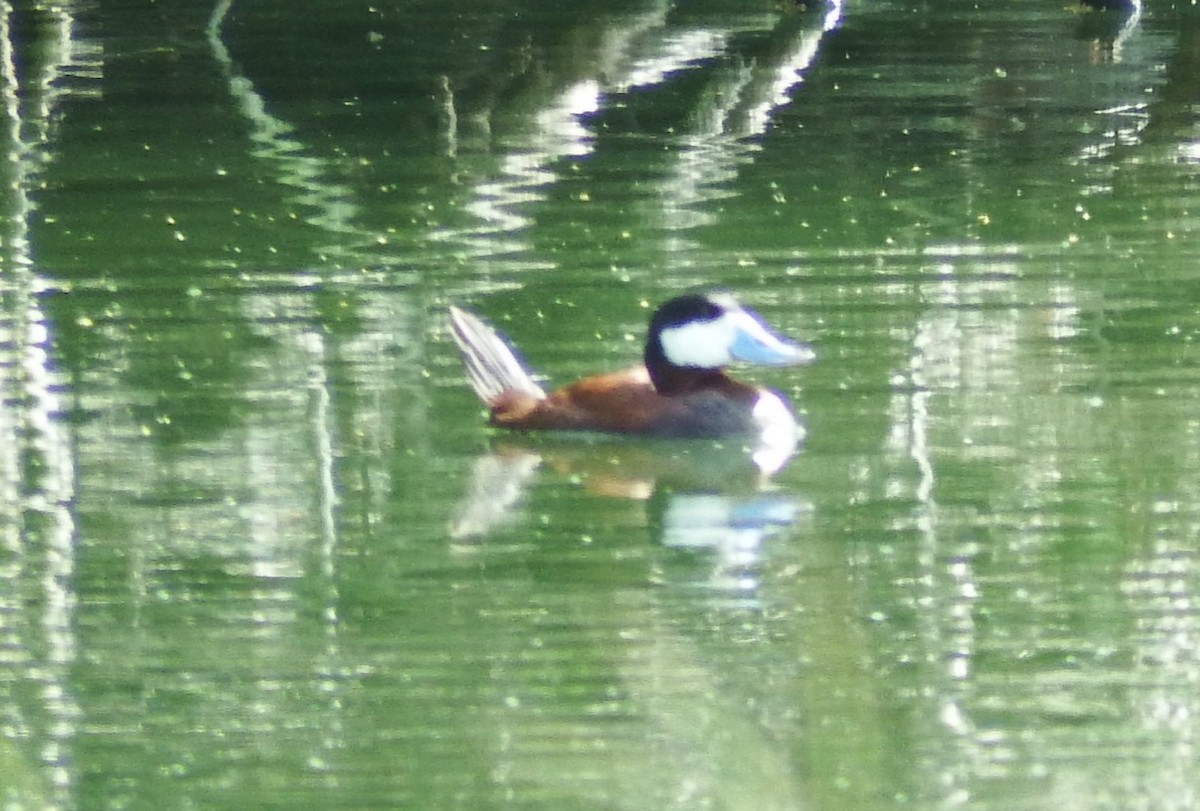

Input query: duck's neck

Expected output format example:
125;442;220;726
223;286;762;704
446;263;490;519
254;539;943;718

647;363;722;396
643;339;717;395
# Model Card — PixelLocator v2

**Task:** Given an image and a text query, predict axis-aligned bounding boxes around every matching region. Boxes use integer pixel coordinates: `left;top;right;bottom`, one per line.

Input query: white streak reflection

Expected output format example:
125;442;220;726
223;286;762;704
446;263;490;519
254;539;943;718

0;1;95;804
617;29;730;92
1120;539;1200;809
434;2;844;277
208;0;370;263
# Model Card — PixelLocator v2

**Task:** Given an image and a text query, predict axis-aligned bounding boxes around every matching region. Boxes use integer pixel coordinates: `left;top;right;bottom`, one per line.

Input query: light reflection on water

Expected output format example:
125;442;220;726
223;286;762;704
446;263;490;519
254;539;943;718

2;0;1200;808
450;439;810;597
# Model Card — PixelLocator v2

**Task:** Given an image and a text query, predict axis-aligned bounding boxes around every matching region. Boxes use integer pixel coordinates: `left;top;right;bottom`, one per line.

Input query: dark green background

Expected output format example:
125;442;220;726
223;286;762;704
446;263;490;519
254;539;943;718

3;0;1198;808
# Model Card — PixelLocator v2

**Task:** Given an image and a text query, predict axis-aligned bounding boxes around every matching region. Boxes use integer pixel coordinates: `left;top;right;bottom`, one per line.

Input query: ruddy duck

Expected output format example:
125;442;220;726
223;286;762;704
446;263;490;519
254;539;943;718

448;292;814;454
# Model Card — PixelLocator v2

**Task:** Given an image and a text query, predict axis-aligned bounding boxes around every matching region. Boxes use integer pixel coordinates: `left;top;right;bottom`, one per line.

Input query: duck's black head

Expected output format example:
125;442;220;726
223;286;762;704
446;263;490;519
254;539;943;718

643;292;814;393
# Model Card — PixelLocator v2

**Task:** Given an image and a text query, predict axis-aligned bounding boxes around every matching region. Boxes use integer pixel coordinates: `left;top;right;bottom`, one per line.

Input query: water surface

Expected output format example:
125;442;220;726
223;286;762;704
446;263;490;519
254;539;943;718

3;0;1200;808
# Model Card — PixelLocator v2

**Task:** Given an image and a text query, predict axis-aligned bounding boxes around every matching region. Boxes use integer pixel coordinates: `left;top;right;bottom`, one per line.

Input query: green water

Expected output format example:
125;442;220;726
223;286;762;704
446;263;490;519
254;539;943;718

3;0;1200;808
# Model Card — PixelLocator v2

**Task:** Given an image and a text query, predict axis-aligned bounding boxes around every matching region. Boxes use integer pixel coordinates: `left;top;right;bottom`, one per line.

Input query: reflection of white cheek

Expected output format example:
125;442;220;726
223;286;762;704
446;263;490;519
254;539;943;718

659;314;734;367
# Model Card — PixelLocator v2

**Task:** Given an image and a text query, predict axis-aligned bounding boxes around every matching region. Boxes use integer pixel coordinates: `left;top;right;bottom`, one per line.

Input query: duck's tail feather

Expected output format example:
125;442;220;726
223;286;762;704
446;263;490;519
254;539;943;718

448;306;547;403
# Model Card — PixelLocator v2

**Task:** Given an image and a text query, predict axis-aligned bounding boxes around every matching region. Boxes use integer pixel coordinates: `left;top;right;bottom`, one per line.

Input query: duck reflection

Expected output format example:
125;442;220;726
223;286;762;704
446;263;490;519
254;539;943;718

450;437;807;587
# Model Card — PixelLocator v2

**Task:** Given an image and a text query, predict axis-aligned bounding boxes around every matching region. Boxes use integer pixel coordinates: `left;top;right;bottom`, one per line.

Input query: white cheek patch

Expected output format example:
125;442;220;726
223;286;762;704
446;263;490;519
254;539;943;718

658;313;736;368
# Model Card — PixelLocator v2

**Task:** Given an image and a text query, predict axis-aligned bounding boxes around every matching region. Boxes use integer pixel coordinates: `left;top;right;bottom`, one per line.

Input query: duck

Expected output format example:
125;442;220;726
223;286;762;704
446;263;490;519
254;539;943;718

448;292;814;463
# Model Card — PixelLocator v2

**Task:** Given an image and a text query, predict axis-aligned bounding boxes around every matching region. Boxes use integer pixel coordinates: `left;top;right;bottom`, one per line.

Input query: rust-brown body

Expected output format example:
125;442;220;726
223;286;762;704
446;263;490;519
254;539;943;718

485;365;761;438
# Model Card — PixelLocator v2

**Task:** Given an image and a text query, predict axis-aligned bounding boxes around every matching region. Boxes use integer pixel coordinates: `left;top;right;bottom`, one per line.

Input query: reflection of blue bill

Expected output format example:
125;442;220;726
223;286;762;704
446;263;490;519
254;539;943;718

658;492;805;554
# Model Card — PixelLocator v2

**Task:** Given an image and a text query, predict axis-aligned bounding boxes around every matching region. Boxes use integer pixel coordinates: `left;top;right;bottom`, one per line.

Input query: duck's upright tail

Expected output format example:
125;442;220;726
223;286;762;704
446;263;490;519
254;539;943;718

448;306;546;404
